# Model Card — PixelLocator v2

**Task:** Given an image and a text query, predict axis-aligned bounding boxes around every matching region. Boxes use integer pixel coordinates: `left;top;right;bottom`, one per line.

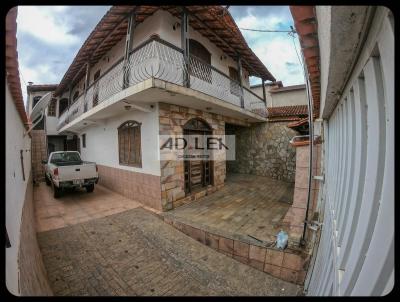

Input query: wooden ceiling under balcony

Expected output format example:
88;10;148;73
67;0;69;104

55;5;275;96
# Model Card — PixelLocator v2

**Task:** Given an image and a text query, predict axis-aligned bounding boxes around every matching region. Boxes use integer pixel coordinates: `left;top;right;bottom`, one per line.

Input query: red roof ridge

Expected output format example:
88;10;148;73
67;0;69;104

6;7;29;129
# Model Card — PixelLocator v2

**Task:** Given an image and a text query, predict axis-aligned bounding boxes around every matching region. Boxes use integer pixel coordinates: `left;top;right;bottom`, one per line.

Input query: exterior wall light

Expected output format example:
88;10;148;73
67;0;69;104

173;22;180;30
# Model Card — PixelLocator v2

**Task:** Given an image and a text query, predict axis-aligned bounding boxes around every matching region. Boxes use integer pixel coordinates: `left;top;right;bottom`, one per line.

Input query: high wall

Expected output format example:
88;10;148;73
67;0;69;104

226;121;297;183
6;81;52;295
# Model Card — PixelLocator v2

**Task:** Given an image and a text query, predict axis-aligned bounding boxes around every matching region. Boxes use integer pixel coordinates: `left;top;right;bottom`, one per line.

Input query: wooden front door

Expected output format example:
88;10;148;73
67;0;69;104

183;118;213;194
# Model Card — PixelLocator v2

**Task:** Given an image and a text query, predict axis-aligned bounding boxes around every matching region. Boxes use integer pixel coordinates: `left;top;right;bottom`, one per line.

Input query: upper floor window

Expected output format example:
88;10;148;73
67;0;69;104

48;98;57;116
118;121;142;167
189;39;211;83
59;98;69;116
229;66;241;97
93;70;101;83
72;91;80;102
32;95;42;108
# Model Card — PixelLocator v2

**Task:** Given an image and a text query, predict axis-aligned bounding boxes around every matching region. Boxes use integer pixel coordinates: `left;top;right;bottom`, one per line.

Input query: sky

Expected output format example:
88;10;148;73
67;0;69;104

16;5;304;104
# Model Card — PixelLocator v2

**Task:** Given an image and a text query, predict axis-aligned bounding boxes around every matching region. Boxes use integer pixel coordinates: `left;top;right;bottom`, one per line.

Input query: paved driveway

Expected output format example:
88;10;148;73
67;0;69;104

37;207;301;296
34;182;301;296
34;183;147;232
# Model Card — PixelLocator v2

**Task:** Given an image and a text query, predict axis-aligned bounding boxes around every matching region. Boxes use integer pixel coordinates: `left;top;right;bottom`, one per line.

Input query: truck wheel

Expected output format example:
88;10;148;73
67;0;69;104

86;184;94;193
45;175;51;186
53;183;62;198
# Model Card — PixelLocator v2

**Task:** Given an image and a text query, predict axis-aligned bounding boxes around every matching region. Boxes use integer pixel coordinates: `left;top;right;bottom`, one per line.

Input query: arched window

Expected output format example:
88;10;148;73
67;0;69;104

32;95;42;108
72;91;80;102
183;118;212;132
228;66;241;96
59;98;68;116
47;98;57;116
189;39;211;83
118;120;142;167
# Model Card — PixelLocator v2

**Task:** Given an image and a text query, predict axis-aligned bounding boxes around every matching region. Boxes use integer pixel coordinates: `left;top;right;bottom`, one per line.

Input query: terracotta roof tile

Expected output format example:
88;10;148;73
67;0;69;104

6;7;29;129
27;84;58;92
289;6;320;117
55;5;274;96
267;105;308;118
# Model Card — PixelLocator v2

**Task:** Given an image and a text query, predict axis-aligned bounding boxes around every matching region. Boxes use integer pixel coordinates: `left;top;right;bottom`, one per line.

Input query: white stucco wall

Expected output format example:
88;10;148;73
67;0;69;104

6;80;32;295
78;103;160;176
269;89;307;107
251;85;307;107
45;116;59;135
315;6;331;118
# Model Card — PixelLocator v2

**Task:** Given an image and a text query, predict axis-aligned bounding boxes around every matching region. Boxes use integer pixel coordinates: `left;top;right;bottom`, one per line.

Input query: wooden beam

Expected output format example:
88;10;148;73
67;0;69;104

261;78;266;104
181;7;190;88
62;9;134;95
237;56;244;108
187;9;267;79
123;10;136;88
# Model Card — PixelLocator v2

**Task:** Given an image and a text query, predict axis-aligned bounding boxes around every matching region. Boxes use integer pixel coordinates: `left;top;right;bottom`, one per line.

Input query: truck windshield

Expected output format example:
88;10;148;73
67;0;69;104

50;152;82;165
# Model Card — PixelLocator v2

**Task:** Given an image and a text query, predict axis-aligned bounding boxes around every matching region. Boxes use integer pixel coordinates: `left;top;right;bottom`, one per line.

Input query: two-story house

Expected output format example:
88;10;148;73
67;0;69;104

38;5;276;212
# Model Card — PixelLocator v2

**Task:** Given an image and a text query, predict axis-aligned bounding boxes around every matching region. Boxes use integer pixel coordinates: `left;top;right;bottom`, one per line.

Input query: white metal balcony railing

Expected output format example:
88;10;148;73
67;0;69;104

57;37;267;130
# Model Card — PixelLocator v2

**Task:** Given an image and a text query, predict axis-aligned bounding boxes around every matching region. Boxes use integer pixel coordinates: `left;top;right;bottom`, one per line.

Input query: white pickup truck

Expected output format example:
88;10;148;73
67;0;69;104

43;151;99;198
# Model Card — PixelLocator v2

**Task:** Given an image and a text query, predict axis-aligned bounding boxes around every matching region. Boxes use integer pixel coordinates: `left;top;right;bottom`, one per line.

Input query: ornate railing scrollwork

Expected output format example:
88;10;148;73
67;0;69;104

57;37;266;130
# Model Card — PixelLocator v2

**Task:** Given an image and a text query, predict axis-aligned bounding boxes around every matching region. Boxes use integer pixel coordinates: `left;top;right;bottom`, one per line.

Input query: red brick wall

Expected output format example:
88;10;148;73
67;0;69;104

19;173;53;295
97;164;162;211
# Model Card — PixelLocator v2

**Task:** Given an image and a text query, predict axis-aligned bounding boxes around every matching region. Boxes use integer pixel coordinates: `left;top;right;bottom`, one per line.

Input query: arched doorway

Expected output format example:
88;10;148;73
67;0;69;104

183;118;213;194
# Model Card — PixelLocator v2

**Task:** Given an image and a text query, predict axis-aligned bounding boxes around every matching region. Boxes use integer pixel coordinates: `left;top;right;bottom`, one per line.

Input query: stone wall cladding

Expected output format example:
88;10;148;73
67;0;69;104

97;164;162;211
227;121;297;183
162;216;310;285
31;130;47;183
159;103;249;211
19;173;53;296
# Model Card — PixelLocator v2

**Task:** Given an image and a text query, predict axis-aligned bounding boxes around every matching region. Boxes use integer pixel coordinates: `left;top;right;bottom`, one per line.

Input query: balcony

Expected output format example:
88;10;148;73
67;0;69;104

57;37;267;131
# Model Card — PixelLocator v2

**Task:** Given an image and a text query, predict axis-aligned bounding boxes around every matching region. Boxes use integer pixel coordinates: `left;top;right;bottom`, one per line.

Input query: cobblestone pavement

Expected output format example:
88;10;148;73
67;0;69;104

38;207;302;296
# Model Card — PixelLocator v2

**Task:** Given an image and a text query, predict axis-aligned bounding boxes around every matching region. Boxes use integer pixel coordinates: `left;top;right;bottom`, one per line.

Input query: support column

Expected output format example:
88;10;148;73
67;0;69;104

84;62;90;95
181;8;190;88
68;85;72;108
123;11;136;89
261;78;267;104
83;62;90;112
237;56;244;108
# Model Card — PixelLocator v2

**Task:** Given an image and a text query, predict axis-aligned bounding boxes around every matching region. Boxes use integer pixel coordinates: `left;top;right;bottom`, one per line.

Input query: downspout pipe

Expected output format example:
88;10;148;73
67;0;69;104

300;46;314;246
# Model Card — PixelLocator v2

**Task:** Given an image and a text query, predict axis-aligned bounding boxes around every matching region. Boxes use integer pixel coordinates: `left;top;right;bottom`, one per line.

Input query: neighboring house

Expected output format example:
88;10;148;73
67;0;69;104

290;6;394;296
251;81;308;108
26;83;81;152
33;6;278;211
5;7;52;296
26;83;82;182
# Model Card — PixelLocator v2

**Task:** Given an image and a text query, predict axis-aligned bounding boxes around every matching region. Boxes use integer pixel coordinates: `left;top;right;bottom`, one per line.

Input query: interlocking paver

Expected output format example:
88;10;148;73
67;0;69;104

38;207;301;296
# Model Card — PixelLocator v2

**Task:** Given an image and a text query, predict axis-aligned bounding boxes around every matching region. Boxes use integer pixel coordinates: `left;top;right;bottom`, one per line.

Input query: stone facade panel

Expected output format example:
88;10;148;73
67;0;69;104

226;122;297;183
